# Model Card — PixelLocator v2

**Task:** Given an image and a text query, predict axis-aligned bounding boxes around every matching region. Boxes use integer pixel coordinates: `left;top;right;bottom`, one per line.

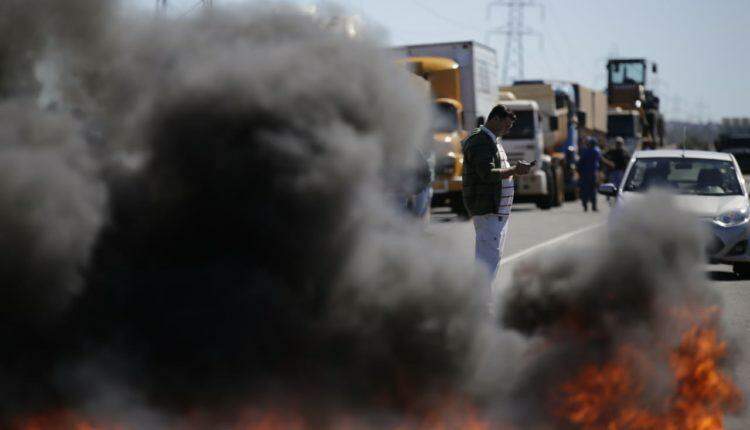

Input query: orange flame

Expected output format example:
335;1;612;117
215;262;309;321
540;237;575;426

13;410;125;430
13;404;498;430
392;395;494;430
554;306;743;430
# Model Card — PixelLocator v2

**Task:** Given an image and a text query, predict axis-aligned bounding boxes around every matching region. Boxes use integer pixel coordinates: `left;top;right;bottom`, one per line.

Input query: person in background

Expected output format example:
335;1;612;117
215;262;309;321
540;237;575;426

578;137;604;212
604;136;630;188
405;142;435;223
461;104;532;309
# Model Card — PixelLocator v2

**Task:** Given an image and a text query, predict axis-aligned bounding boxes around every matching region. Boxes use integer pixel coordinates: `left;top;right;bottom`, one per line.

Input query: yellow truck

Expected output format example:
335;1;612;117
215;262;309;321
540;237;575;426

398;56;467;215
394;42;499;216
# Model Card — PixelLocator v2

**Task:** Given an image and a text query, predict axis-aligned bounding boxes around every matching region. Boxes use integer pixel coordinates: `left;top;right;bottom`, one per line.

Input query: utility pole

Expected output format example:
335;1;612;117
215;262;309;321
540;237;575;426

156;0;167;13
486;0;542;85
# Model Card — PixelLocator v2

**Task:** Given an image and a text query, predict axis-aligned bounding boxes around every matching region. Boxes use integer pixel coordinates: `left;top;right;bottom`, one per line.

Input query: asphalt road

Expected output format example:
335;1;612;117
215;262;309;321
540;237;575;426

428;200;750;428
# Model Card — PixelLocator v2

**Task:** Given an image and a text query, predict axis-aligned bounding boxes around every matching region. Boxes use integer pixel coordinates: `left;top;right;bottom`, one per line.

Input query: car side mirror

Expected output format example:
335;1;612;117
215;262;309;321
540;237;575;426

598;183;618;197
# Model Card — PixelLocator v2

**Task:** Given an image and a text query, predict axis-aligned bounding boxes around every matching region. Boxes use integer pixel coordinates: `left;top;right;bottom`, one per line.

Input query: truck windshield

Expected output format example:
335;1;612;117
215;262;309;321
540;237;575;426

504;110;535;139
608;115;636;138
609;62;645;86
433;102;459;133
623;158;742;196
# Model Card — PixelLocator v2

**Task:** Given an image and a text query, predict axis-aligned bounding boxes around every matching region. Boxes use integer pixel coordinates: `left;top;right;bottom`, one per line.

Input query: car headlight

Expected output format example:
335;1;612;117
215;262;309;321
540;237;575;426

714;207;750;227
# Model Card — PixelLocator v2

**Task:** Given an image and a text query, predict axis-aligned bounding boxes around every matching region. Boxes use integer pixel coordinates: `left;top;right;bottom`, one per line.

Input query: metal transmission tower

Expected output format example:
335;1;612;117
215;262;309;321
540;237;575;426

486;0;542;85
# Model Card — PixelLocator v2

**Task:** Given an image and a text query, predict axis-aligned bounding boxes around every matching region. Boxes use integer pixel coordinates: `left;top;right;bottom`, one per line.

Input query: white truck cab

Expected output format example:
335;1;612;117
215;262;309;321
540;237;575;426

500;100;556;207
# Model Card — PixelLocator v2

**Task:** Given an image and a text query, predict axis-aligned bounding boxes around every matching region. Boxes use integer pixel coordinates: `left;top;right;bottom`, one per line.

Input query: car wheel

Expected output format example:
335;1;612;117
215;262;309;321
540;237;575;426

733;262;750;278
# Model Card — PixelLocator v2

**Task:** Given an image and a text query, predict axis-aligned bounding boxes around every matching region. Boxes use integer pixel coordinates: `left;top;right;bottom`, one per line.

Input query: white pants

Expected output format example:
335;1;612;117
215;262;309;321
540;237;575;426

473;213;510;306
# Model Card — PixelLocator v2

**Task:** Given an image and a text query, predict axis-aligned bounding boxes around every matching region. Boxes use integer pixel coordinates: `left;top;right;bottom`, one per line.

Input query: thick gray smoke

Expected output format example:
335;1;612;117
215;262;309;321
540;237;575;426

0;2;494;427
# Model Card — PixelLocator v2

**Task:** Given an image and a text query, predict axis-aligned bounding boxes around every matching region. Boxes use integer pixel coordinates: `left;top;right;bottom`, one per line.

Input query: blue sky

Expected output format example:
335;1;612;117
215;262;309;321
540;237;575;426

134;0;749;122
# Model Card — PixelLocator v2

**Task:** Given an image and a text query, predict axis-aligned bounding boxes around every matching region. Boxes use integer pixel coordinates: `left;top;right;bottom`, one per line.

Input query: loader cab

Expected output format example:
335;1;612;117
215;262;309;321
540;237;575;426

607;59;650;110
608;59;647;86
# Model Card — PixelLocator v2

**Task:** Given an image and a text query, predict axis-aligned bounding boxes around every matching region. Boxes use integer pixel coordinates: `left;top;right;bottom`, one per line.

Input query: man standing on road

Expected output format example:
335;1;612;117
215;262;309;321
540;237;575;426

461;104;532;306
578;137;604;212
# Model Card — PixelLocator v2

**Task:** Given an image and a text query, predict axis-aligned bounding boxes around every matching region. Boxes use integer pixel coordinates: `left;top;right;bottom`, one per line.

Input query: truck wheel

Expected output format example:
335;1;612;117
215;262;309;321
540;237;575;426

536;166;554;210
553;165;564;207
733;263;750;278
565;187;579;202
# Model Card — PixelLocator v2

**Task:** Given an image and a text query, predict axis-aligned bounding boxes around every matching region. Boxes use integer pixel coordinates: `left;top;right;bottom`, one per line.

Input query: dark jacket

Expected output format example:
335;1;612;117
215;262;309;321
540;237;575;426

461;128;506;216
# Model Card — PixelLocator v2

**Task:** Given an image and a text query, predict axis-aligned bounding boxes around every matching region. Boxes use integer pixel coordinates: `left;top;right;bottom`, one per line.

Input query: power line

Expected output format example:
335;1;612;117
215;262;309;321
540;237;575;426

156;0;213;17
179;1;204;18
409;0;478;34
178;0;214;18
486;0;543;84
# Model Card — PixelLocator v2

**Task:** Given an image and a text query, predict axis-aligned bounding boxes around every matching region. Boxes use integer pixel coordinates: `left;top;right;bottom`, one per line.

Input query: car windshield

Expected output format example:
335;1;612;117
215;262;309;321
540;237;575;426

433;102;459;133
504;110;535;139
623;158;743;196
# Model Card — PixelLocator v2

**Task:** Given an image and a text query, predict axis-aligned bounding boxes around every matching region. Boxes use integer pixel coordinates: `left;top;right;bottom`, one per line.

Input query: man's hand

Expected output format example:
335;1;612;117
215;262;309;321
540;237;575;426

514;160;534;175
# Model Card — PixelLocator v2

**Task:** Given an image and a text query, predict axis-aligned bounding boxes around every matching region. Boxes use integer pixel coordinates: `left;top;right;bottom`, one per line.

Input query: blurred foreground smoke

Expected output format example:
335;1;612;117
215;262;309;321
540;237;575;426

77;4;485;419
0;1;490;427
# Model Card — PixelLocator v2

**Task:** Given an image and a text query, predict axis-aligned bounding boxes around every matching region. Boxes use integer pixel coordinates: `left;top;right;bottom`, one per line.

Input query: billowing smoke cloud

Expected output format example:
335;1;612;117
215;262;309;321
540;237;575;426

0;0;109;415
75;5;486;417
0;2;493;427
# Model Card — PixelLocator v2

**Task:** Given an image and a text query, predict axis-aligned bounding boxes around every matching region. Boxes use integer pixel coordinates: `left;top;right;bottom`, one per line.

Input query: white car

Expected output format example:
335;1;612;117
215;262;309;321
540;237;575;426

599;149;750;276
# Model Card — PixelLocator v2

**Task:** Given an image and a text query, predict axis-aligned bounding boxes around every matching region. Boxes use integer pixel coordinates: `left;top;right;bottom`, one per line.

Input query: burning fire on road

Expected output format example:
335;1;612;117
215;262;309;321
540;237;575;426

0;1;743;429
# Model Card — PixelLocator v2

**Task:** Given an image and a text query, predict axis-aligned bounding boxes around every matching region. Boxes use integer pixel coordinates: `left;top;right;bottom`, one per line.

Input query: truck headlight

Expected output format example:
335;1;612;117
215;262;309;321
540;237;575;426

714;207;750;227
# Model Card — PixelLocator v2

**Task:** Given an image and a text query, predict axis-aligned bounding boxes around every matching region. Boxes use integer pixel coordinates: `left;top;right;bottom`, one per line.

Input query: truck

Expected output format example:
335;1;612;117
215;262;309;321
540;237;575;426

393;41;499;216
716;118;750;181
573;83;608;141
606;58;665;150
498;81;607;208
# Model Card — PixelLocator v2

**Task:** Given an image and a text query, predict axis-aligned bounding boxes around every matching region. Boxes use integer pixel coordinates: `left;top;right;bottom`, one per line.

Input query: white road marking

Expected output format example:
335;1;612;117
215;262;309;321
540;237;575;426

500;222;606;266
